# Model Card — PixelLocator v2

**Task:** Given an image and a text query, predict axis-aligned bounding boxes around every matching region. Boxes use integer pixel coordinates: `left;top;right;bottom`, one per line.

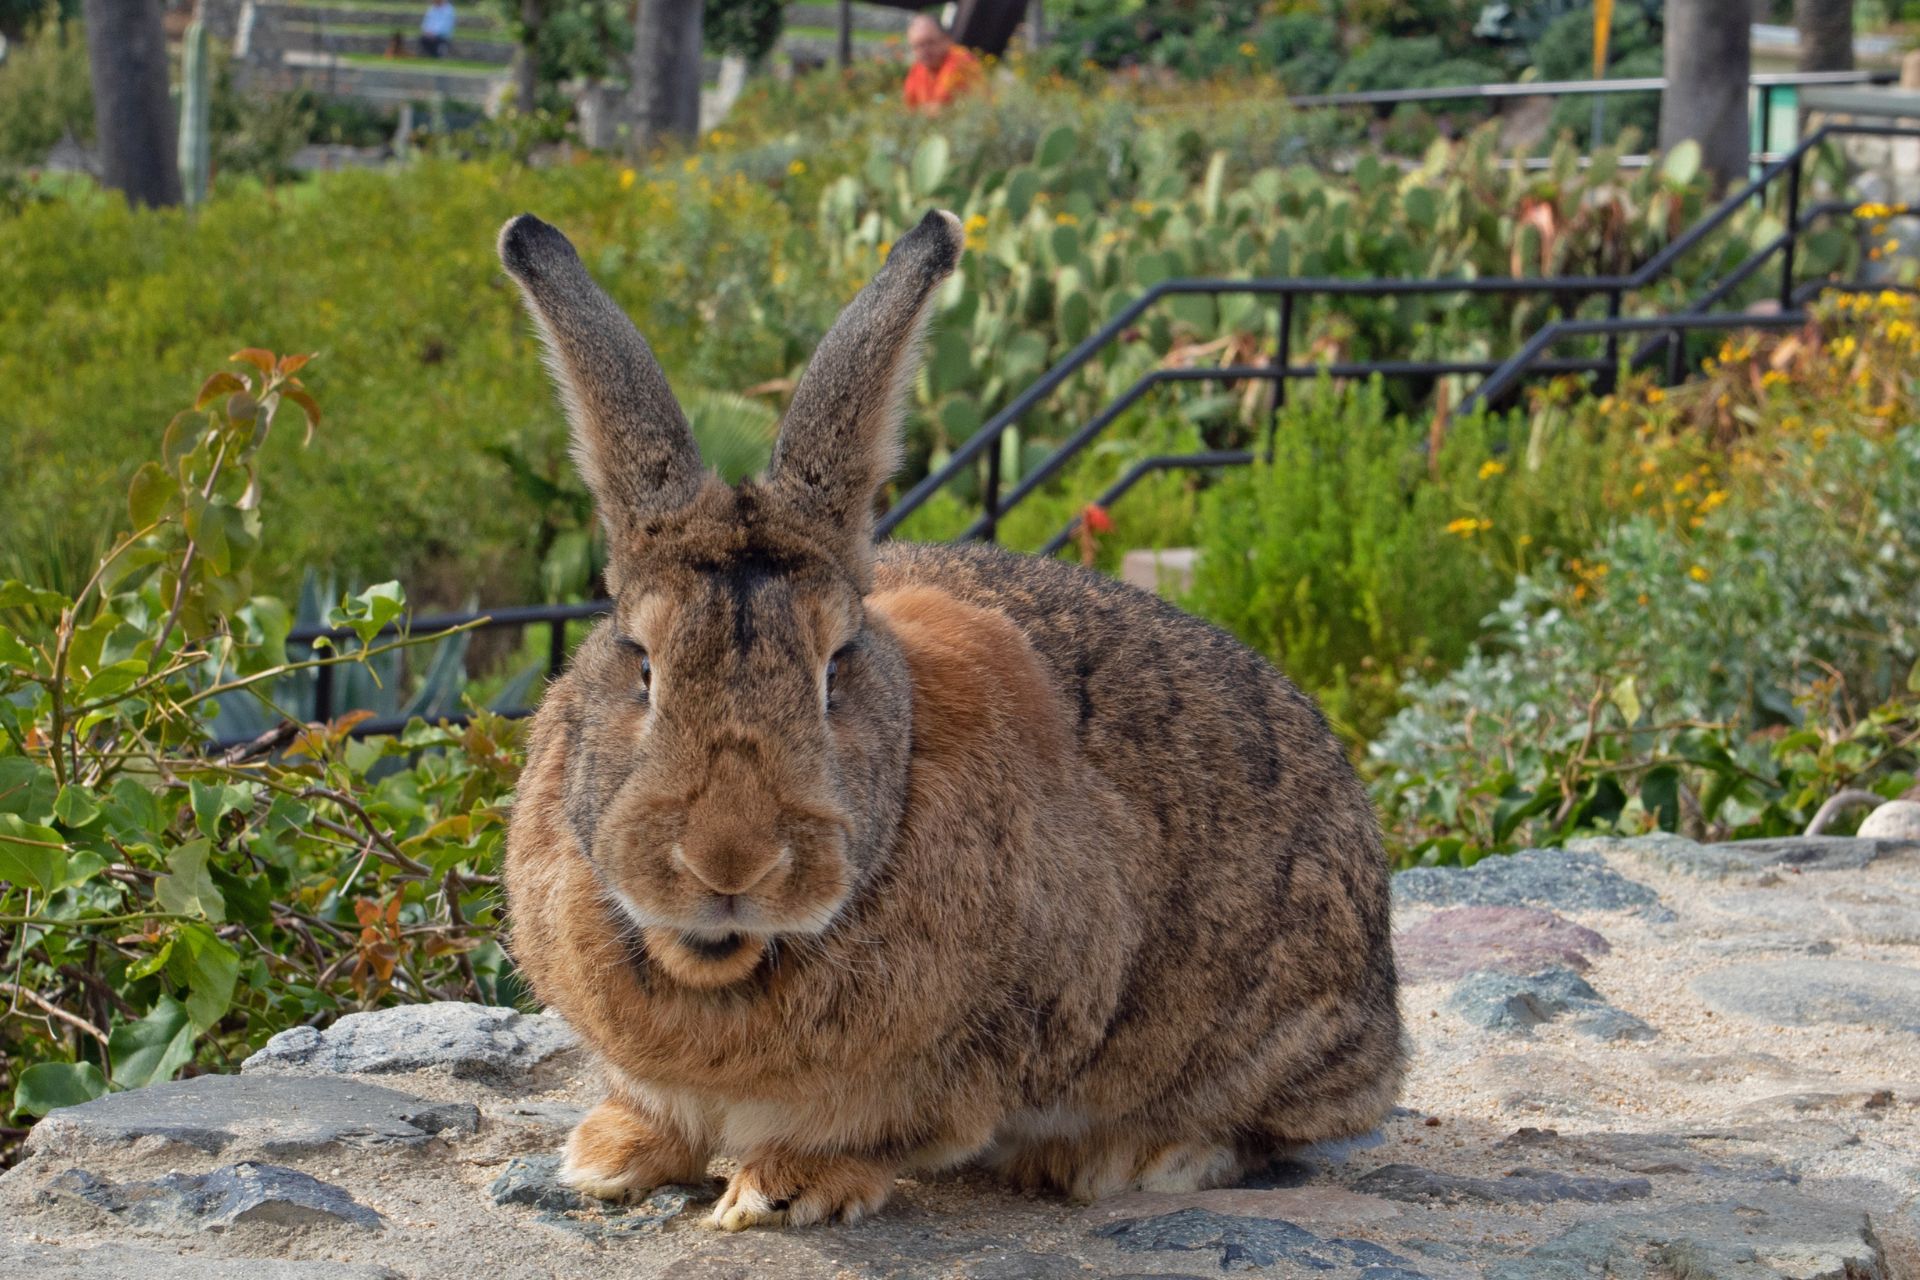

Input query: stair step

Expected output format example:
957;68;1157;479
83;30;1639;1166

262;1;505;35
283;25;514;61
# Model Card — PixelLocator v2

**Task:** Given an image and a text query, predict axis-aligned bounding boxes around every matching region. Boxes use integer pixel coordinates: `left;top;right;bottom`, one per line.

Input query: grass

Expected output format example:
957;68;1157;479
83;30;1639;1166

288;20;512;43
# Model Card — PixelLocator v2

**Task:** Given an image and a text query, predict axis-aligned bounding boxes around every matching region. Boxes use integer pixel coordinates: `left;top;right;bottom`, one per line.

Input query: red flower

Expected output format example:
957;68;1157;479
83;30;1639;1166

1082;503;1115;534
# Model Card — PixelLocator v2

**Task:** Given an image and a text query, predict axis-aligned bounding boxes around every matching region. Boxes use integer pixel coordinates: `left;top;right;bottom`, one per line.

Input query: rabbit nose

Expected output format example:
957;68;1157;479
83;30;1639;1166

672;841;790;897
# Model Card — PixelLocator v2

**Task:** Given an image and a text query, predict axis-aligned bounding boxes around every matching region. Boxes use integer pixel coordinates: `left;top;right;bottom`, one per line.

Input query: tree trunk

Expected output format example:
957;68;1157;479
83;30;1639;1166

1660;0;1752;192
628;0;702;154
516;0;541;111
1795;0;1852;72
83;0;181;208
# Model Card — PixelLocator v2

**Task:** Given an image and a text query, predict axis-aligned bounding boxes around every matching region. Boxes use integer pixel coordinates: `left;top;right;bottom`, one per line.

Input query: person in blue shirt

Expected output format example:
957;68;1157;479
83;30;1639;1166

419;0;455;58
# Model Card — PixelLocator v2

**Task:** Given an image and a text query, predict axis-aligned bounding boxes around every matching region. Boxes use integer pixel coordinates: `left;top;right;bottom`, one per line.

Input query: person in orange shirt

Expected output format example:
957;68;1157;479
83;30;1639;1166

903;15;981;114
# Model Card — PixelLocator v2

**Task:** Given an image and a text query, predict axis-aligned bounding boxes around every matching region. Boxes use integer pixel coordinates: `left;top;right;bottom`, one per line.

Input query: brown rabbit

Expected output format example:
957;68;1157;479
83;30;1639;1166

499;208;1403;1232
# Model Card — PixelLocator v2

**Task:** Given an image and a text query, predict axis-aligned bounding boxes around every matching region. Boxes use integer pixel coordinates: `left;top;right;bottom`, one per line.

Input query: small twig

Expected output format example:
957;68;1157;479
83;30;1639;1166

1;980;109;1047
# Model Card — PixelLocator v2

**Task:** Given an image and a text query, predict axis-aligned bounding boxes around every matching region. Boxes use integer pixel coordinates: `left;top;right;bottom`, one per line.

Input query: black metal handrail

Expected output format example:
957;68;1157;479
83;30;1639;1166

224;120;1920;745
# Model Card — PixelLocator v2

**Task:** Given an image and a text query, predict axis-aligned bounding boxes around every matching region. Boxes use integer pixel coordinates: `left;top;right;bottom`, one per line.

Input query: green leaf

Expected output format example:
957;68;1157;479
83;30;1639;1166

80;658;148;704
172;923;240;1032
330;581;407;645
0;580;69;613
1640;764;1683;831
0;814;68;891
1661;140;1701;188
126;937;176;981
1004;167;1041;220
1908;657;1920;695
108;996;195;1089
1611;675;1642;728
13;1061;108;1118
127;461;174;528
153;838;225;921
1036;125;1077;169
0;757;58;824
909;134;951;196
52;785;102;829
190;780;251;840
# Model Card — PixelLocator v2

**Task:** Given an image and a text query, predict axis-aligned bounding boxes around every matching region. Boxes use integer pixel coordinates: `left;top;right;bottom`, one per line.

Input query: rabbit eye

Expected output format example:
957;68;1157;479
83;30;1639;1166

825;657;839;692
640;653;653;690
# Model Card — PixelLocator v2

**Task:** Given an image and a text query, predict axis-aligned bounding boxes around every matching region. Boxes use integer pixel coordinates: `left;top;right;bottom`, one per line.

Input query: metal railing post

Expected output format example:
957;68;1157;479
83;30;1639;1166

1665;329;1685;385
313;659;334;726
547;618;567;677
1268;292;1294;462
980;439;1002;544
1601;289;1623;393
1779;152;1802;311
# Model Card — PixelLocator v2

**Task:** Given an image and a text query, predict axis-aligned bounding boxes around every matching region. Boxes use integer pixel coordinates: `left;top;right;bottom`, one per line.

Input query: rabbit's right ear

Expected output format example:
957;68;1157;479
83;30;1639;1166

498;214;703;549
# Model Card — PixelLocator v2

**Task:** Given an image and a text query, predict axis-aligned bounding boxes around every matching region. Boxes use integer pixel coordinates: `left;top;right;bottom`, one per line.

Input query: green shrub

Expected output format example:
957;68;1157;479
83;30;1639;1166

0;353;522;1160
1368;307;1920;861
0;20;90;166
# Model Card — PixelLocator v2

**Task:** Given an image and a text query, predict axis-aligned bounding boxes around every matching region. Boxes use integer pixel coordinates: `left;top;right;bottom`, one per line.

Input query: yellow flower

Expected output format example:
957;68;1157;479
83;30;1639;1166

1854;201;1895;219
1444;516;1492;538
1239;41;1258;56
1829;335;1858;360
1638;457;1657;475
1688;564;1711;583
682;156;700;173
1054;212;1080;226
1131;199;1155;216
1645;387;1666;404
877;240;892;258
1478;460;1506;480
1699;489;1728;512
787;159;807;176
1517;534;1533;546
618;167;637;190
1759;369;1787;389
1889;319;1916;344
965;213;988;232
1631;481;1646;497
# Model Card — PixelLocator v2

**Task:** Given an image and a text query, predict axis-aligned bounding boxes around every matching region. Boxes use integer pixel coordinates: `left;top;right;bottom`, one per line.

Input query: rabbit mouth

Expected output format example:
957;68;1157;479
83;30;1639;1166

678;931;747;961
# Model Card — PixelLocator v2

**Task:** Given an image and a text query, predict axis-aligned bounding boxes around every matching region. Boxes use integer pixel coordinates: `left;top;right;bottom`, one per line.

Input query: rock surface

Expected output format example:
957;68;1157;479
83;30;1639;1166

1447;966;1658;1040
49;1161;383;1233
5;834;1920;1278
26;1074;478;1159
1393;906;1610;981
1860;799;1920;839
242;1002;578;1085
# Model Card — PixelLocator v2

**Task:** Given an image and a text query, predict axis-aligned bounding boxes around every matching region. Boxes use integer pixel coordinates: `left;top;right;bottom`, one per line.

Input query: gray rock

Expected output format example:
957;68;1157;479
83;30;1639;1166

49;1161;382;1233
27;1074;478;1159
498;1157;703;1238
1860;799;1920;839
1691;959;1920;1031
1394;906;1610;982
1491;1127;1793;1181
1448;967;1658;1041
1590;832;1920;879
1485;1191;1884;1279
0;1238;399;1279
242;1002;577;1085
1394;847;1670;917
1094;1208;1429;1275
1349;1162;1651;1206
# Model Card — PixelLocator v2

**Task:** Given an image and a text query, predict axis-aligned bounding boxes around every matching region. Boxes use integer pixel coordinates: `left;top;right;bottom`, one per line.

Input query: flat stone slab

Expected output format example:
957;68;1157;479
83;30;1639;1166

1393;847;1670;917
27;1074;478;1159
0;1239;400;1278
1395;906;1610;982
1587;832;1920;879
1350;1162;1651;1206
242;1002;577;1085
1490;1127;1792;1181
1485;1190;1883;1279
49;1161;382;1233
1093;1207;1429;1275
1448;967;1657;1041
1690;959;1920;1030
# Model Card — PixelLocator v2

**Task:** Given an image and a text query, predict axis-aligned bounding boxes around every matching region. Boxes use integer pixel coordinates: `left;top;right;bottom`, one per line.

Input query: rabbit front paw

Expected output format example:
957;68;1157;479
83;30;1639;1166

710;1151;897;1230
559;1098;708;1203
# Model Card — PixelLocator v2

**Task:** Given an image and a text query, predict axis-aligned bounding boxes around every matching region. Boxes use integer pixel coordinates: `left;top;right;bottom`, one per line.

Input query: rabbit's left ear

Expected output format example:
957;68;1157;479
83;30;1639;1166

767;210;964;579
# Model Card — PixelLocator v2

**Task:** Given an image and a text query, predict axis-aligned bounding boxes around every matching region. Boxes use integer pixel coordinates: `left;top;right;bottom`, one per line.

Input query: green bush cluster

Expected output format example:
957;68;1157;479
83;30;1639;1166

1;356;520;1155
